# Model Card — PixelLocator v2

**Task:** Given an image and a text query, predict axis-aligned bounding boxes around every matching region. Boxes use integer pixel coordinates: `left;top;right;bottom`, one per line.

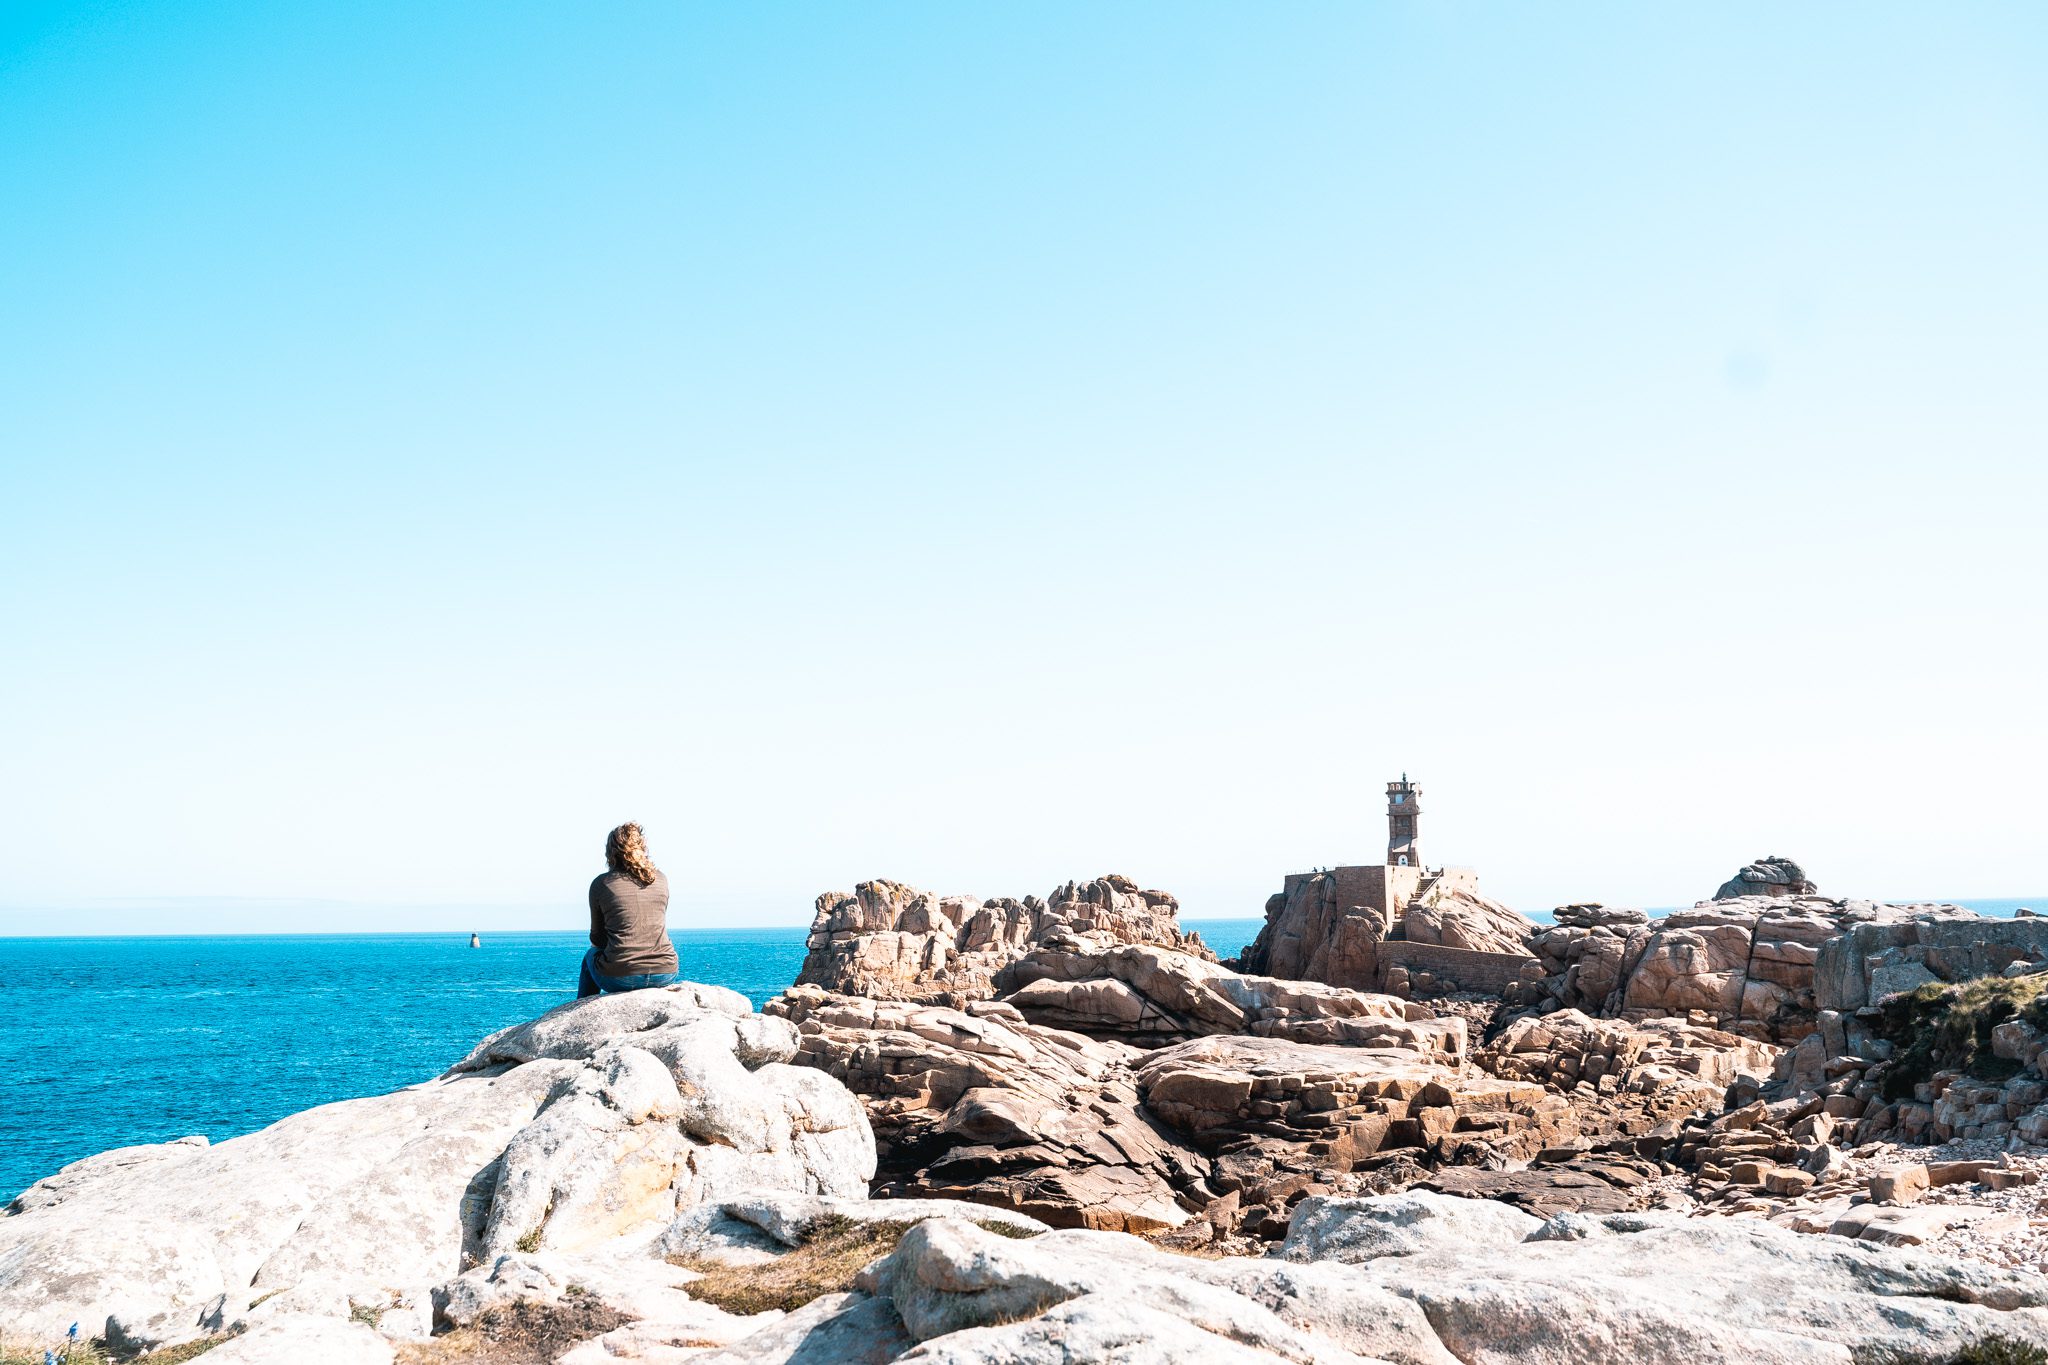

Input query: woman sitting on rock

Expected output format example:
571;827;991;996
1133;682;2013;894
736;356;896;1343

579;822;680;997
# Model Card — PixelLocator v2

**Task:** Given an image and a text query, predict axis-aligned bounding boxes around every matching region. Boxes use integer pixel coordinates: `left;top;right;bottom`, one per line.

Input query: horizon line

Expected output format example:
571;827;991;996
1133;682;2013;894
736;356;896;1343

5;895;2044;941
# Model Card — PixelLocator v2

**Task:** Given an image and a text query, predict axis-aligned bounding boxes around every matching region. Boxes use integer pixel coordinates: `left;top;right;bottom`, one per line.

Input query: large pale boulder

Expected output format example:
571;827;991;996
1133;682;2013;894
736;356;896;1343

888;1294;1386;1364
680;1291;910;1364
198;1315;396;1364
0;1059;574;1347
1278;1192;1541;1264
1363;1209;2048;1364
859;1218;1454;1364
765;1204;2048;1365
449;981;760;1069
0;985;875;1351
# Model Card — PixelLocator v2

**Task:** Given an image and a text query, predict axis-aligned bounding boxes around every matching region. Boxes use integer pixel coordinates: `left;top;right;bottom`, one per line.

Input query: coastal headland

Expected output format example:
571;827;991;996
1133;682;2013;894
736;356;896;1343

8;809;2048;1363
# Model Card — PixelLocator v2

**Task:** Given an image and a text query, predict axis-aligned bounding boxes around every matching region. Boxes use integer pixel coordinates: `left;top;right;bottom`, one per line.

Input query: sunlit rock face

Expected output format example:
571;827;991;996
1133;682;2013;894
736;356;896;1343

0;984;875;1353
795;874;1211;1003
1713;855;1817;901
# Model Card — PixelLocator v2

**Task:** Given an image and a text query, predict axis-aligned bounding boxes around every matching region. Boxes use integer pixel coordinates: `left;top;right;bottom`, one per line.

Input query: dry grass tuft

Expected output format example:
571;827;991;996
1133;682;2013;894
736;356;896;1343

129;1340;229;1364
1877;974;2048;1099
670;1216;913;1315
395;1291;628;1365
1;1337;229;1365
669;1214;1041;1316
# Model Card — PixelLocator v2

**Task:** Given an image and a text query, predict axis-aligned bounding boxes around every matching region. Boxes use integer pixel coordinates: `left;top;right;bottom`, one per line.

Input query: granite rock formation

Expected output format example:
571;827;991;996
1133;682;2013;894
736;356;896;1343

772;921;1622;1244
997;939;1465;1054
1812;904;2048;1014
1135;1035;1575;1238
1525;896;1874;1042
1236;868;1539;996
1761;906;2048;1141
1713;854;1817;900
0;984;874;1353
1523;897;2048;1054
19;891;2048;1364
707;1199;2048;1364
1400;882;1537;957
770;931;1642;1243
796;874;1209;1003
1481;1009;1778;1135
765;984;1204;1233
1233;868;1391;987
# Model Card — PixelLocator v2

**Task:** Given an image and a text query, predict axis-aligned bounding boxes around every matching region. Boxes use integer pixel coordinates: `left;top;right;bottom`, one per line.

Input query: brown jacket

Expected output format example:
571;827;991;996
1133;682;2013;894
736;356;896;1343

588;869;677;977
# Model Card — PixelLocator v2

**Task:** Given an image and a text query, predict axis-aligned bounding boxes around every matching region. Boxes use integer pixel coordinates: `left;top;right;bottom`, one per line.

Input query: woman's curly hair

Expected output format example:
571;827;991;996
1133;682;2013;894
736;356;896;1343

605;822;659;886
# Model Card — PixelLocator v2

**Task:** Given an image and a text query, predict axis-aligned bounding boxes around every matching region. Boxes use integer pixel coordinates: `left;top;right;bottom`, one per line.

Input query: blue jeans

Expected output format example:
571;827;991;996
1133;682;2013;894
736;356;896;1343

578;948;681;998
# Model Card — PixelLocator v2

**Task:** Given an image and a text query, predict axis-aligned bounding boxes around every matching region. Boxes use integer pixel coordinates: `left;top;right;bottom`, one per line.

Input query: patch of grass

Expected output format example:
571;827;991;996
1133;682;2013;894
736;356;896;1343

0;1340;111;1365
669;1215;1041;1315
671;1216;914;1315
395;1295;628;1365
1875;975;2048;1101
133;1339;229;1363
512;1228;543;1254
976;1220;1041;1240
1;1337;227;1365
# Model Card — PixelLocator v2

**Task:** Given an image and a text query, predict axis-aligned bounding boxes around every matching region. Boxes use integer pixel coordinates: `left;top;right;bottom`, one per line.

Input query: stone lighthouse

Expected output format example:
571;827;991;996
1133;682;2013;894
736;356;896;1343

1386;775;1420;867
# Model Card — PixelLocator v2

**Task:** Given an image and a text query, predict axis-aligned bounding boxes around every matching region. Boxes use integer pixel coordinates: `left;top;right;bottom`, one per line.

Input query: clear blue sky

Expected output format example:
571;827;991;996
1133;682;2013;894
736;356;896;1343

3;3;2045;933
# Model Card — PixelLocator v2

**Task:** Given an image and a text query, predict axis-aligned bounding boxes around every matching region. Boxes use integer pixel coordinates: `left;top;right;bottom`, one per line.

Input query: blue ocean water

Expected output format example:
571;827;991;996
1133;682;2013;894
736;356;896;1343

0;918;1269;1205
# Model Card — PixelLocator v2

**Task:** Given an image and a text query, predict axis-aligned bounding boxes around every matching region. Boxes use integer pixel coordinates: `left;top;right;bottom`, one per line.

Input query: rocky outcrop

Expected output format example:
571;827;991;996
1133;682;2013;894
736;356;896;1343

769;959;1629;1244
1236;869;1395;988
1402;880;1537;957
766;984;1208;1233
1415;1149;1667;1218
1135;1035;1575;1237
683;1197;2048;1364
1481;1009;1778;1136
1797;967;2048;1150
0;984;874;1353
797;874;1209;1003
997;940;1464;1055
1520;896;1975;1044
1710;908;2048;1149
21;936;2048;1365
1812;906;2048;1014
1237;866;1539;998
1713;854;1817;900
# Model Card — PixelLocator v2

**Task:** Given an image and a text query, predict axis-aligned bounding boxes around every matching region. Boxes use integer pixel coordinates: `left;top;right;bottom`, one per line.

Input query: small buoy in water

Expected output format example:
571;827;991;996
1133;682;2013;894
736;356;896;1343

469;932;482;948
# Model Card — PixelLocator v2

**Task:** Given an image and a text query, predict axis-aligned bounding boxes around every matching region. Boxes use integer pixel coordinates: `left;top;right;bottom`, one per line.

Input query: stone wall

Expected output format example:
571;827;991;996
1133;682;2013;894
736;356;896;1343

1328;863;1424;917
